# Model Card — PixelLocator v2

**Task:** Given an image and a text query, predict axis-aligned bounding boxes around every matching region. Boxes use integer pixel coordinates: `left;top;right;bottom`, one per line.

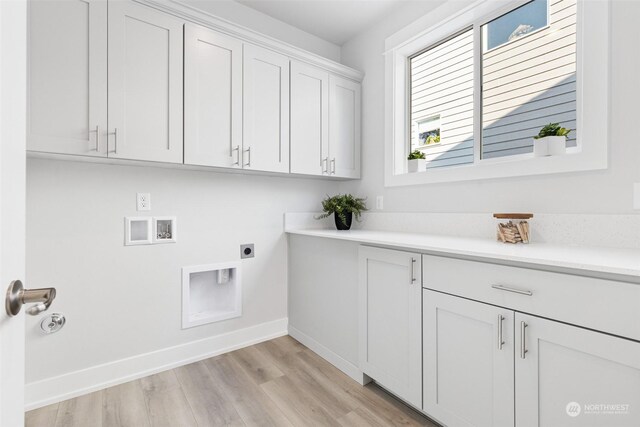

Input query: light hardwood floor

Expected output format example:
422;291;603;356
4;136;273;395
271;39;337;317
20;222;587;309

26;335;438;427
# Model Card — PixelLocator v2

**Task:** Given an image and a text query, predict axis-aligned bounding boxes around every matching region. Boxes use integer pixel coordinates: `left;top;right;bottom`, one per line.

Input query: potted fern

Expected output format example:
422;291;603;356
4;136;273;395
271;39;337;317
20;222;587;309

533;123;571;157
407;150;426;173
316;194;367;230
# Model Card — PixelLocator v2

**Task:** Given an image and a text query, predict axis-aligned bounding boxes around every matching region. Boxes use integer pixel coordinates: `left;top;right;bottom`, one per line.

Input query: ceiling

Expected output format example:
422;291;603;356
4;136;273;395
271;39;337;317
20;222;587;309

235;0;421;45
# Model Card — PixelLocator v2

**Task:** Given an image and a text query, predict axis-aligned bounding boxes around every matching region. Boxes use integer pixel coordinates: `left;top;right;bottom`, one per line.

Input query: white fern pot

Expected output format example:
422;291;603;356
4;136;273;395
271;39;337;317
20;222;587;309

533;136;567;157
408;159;426;173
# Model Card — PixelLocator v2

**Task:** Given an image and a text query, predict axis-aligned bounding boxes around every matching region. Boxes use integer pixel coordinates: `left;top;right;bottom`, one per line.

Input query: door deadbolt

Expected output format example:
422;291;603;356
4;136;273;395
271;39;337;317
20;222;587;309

5;280;57;317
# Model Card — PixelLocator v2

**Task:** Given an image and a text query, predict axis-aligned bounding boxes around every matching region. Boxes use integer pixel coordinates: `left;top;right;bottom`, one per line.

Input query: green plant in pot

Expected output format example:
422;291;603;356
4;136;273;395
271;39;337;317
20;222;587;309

533;123;571;157
316;194;367;230
407;150;426;173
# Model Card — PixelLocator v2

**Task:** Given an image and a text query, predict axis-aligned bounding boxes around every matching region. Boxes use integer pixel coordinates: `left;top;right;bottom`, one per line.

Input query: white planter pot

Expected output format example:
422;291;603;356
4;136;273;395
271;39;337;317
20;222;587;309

533;136;567;157
408;158;426;173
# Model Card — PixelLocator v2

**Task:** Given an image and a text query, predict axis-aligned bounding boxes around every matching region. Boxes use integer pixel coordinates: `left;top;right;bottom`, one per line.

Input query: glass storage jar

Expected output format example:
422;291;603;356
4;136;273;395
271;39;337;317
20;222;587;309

493;213;533;244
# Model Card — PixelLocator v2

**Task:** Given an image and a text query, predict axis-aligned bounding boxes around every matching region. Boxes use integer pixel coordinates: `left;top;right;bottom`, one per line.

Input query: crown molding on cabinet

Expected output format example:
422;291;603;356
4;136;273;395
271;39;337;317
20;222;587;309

134;0;364;82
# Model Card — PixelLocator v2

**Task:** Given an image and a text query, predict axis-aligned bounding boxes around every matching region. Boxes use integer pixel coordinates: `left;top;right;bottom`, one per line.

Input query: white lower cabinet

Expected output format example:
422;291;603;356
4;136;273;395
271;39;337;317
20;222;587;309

359;246;422;408
423;289;640;427
423;290;514;427
516;313;640;427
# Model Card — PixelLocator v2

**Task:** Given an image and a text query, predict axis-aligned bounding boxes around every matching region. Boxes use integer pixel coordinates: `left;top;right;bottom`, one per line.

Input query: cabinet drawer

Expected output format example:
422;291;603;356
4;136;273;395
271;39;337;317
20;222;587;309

422;254;640;341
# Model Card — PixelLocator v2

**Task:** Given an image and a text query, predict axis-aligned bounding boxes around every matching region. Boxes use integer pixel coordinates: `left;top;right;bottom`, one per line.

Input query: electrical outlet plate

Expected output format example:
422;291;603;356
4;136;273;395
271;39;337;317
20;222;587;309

634;183;640;210
137;193;151;211
240;244;254;259
376;195;384;210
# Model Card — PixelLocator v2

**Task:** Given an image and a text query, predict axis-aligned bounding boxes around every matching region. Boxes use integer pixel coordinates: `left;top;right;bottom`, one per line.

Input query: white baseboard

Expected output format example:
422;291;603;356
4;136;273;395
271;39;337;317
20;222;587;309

288;325;367;385
25;318;288;411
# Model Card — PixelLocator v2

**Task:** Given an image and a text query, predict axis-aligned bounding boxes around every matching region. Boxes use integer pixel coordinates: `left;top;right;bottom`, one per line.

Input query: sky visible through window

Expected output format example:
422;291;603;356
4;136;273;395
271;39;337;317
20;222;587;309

484;0;548;51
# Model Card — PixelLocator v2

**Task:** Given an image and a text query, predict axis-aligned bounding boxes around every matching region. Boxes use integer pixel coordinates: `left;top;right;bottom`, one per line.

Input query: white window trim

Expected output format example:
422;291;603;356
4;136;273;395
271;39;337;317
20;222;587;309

384;0;609;187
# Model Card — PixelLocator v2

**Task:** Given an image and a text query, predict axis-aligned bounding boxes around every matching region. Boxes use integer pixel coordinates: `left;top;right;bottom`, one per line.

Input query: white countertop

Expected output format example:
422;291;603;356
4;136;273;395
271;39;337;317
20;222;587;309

286;228;640;282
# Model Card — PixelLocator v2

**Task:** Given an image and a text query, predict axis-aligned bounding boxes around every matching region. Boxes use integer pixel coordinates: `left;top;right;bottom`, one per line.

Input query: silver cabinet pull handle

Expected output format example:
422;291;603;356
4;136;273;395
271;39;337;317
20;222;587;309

89;125;99;151
232;145;240;166
410;258;417;283
331;158;336;175
491;284;532;296
109;128;118;154
5;280;57;317
244;147;251;167
322;157;328;174
498;314;505;350
520;321;528;359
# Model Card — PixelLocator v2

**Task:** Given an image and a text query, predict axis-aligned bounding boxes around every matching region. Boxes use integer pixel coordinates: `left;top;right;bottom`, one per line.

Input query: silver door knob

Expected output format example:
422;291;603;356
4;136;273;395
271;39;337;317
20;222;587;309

5;280;57;317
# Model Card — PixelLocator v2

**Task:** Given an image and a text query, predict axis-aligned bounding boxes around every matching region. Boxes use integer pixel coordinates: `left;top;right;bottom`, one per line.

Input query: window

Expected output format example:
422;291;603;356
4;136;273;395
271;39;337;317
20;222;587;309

410;29;473;169
415;115;441;147
386;0;607;185
481;0;576;159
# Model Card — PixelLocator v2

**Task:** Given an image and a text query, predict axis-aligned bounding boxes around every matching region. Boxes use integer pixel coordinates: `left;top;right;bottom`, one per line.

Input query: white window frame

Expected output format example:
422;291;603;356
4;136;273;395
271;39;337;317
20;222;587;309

384;0;609;186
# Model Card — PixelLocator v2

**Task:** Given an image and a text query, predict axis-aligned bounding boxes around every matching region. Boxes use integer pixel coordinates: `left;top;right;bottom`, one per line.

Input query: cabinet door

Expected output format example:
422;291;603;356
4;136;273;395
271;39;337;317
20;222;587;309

28;0;107;156
423;290;514;427
290;61;329;176
329;75;361;178
516;313;640;427
108;1;183;163
184;24;242;168
358;246;422;408
243;44;289;173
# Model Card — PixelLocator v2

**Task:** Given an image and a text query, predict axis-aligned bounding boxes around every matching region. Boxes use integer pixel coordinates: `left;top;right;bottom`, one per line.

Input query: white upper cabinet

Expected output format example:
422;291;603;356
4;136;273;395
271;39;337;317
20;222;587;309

329;75;361;178
242;44;290;173
27;1;362;176
28;0;107;156
290;67;362;178
290;61;329;176
107;1;183;163
359;246;422;408
184;24;242;168
423;290;515;427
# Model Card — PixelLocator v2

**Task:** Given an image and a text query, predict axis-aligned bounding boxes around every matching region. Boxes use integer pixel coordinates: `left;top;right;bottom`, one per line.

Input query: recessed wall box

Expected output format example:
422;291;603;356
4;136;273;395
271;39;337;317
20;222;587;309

182;262;242;329
153;216;177;243
125;217;153;246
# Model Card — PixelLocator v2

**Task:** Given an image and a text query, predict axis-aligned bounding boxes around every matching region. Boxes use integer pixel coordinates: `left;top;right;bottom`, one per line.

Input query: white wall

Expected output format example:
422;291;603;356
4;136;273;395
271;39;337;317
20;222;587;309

176;0;341;62
23;0;345;405
25;159;338;399
339;0;640;214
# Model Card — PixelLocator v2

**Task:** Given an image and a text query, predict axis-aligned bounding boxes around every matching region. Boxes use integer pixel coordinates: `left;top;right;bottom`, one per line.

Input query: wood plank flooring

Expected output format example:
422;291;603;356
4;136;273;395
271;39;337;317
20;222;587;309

26;335;438;427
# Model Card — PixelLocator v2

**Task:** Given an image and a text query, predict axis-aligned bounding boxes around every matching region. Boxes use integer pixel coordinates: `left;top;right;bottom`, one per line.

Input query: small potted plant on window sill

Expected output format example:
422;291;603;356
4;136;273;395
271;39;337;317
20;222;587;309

533;123;571;157
316;194;367;230
407;150;426;173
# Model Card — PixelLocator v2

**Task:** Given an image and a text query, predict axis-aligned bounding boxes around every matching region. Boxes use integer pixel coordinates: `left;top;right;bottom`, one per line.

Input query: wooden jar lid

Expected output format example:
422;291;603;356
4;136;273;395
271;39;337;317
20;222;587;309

493;213;534;220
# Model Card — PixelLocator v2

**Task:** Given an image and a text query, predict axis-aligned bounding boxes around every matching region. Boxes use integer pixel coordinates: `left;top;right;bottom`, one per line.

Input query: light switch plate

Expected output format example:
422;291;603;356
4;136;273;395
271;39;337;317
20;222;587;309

137;193;151;211
376;195;384;210
634;183;640;210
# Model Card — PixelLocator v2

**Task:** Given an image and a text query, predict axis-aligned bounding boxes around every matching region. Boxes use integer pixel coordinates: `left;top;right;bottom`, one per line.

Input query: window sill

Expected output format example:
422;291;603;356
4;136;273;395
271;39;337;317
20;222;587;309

385;149;607;187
